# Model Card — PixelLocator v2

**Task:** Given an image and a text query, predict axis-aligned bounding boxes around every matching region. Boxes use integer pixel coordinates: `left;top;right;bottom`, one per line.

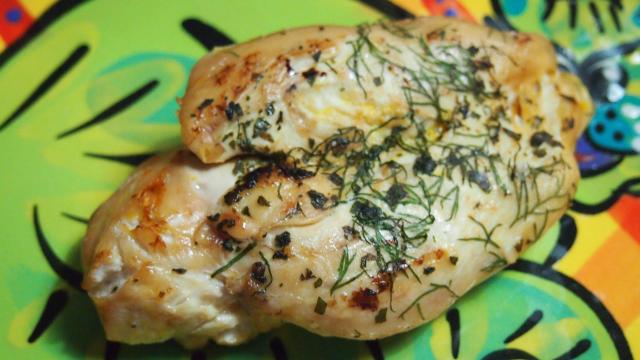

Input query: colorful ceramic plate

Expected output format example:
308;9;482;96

1;0;638;358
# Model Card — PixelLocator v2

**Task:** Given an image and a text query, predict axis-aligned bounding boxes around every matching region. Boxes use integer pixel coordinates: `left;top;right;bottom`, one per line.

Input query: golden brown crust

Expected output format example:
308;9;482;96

179;17;583;164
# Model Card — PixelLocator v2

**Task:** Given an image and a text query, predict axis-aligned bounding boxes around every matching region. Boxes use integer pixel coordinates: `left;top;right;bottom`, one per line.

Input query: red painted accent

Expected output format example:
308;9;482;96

422;0;476;22
609;195;640;245
0;0;33;45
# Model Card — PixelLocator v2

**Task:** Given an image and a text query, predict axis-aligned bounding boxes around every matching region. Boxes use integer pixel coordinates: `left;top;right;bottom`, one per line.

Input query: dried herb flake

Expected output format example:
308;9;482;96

375;308;387;323
315;297;327;315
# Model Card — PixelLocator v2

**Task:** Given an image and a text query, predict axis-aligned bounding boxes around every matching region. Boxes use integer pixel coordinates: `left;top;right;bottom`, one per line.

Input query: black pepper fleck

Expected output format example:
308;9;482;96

197;98;213;112
275;231;291;248
257;195;271;207
307;190;327;209
225;101;243;121
272;250;288;260
302;68;319;86
413;154;437;175
250;262;267;284
300;268;316;281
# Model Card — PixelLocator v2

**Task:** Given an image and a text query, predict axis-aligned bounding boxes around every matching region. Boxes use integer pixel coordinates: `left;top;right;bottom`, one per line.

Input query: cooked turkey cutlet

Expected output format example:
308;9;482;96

82;16;592;348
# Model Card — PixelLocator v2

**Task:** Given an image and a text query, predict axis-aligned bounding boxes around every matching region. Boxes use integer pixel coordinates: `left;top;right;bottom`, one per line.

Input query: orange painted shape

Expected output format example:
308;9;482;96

609;195;640;245
421;0;476;22
575;228;640;327
554;211;617;275
0;0;33;45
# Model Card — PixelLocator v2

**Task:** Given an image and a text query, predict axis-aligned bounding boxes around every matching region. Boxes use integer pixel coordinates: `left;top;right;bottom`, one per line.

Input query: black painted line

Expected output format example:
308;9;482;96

366;340;385;360
357;0;413;20
588;2;604;33
508;260;632;359
191;350;206;360
608;3;621;32
552;339;592;360
542;0;557;21
446;308;461;358
543;215;577;267
487;0;517;31
269;337;288;360
61;212;89;225
503;309;543;344
569;0;577;29
483;16;514;32
580;155;624;178
28;289;68;343
0;0;84;69
579;39;640;78
104;341;120;360
571;177;640;214
481;348;538;360
0;45;89;132
84;151;157;167
57;79;159;139
182;19;233;50
553;41;580;74
33;205;83;290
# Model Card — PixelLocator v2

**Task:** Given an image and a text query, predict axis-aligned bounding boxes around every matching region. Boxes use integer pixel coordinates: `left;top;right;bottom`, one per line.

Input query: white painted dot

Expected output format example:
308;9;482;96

631;51;640;65
622;103;640;120
603;64;623;81
607;84;625;103
632;138;640;153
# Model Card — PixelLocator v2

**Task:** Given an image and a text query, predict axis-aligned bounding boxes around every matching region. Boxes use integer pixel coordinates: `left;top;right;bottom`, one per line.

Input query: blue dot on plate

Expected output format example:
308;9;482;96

504;0;527;16
444;8;457;17
633;6;640;27
6;8;22;23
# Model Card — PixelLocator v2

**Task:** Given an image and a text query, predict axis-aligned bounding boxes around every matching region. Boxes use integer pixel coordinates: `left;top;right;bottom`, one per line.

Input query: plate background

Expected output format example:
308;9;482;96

0;0;639;359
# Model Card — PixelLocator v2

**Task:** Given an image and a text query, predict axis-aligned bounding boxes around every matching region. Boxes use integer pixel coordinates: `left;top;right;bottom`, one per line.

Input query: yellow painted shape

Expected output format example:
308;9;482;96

628;82;640;96
509;318;586;358
554;210;617;275
457;299;489;358
429;313;454;358
0;39;5;52
394;0;429;16
625;316;640;360
7;298;41;349
19;0;56;17
463;0;493;19
575;228;640;328
429;300;489;359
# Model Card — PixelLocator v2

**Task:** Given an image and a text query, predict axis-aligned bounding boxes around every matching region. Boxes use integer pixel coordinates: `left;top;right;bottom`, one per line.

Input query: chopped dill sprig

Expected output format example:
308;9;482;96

211;242;257;278
458;216;501;249
399;282;458;319
481;251;508;272
216;20;574;298
330;248;364;294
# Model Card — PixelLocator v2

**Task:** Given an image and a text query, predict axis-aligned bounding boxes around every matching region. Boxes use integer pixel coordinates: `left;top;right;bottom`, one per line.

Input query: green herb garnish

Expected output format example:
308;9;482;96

211;242;256;278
